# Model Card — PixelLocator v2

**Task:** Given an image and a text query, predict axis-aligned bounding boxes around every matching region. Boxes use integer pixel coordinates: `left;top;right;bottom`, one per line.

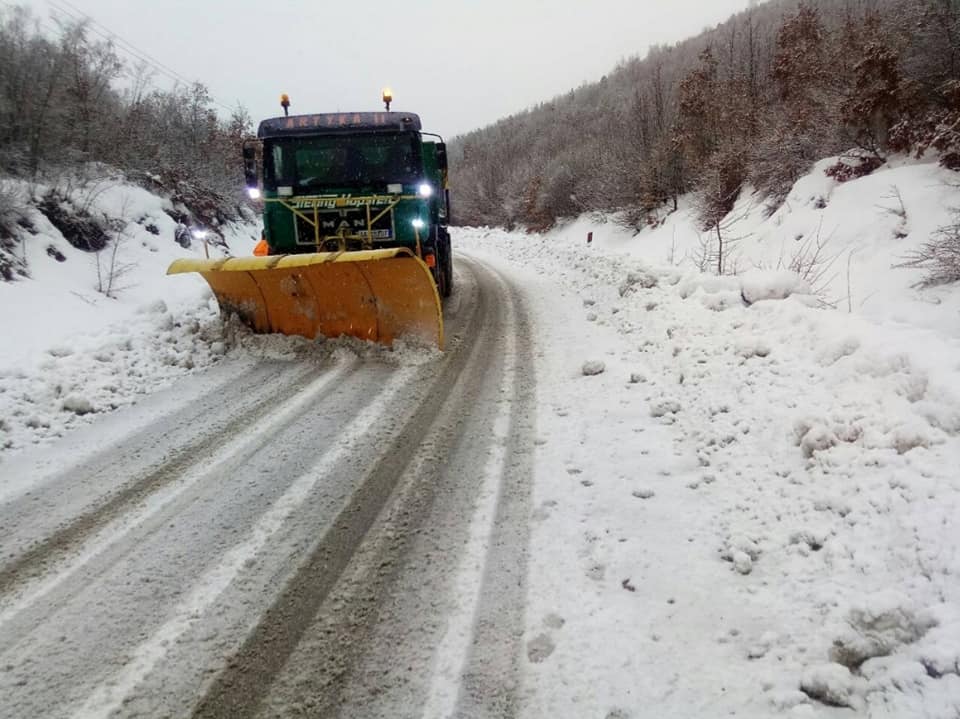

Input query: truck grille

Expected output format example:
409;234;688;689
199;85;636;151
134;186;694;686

294;209;394;249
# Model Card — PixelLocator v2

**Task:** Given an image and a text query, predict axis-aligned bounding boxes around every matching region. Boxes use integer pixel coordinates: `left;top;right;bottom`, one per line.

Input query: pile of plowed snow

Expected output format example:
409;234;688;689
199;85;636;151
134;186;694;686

545;157;960;338
454;156;960;717
0;176;259;456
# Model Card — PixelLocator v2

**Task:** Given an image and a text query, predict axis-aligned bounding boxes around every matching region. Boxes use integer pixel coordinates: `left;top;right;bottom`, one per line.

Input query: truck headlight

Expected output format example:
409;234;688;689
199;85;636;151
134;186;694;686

412;218;425;229
417;183;433;198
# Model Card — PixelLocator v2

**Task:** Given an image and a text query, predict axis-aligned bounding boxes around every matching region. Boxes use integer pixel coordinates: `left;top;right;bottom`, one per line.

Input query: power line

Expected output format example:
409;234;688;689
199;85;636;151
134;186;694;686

46;5;181;86
45;0;239;114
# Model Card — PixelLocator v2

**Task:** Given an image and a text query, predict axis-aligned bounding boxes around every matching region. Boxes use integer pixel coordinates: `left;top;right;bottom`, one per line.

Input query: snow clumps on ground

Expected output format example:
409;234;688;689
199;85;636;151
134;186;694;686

456;219;960;718
0;298;226;455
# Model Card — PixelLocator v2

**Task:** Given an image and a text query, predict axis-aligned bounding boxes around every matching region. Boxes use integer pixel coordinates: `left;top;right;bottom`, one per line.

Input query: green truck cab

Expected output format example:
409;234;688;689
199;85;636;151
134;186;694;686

244;109;453;298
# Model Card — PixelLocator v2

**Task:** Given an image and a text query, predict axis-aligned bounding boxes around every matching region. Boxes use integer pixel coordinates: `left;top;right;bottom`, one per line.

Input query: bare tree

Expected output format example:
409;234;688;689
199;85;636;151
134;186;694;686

0;179;29;280
0;5;252;228
897;210;960;286
94;196;136;298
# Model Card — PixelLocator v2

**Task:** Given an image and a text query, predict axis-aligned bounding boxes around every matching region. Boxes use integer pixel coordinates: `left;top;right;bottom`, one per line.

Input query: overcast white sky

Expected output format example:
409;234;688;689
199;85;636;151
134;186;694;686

32;0;749;138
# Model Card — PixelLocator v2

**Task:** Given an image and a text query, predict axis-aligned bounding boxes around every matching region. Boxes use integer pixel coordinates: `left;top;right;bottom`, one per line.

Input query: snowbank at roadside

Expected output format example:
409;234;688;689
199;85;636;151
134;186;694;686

455;208;960;717
539;157;960;338
0;176;260;457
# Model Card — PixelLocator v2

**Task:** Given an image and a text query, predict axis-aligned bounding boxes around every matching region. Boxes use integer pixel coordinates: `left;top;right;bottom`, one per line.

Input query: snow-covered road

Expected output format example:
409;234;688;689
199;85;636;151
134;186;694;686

0;254;537;718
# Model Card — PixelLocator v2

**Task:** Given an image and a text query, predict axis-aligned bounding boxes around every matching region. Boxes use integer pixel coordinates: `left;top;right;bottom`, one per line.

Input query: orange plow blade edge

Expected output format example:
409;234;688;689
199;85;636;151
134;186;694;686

167;248;444;348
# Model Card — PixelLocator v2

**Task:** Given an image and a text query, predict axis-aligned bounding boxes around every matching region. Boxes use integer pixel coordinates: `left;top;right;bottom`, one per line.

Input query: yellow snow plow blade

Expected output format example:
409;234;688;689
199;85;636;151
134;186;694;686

167;248;443;348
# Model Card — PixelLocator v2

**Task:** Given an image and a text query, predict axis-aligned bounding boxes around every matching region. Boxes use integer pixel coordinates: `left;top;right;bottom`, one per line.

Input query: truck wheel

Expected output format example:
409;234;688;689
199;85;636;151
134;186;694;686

439;229;453;298
434;259;448;299
427;234;444;298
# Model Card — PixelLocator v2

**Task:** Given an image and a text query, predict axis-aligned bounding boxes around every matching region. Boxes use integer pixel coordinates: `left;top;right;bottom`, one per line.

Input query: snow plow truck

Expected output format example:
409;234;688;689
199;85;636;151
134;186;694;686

167;90;452;348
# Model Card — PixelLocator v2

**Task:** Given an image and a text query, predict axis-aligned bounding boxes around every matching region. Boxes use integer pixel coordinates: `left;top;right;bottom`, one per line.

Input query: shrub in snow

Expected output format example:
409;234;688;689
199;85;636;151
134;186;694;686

824;155;884;183
739;269;812;304
898;210;960;287
581;360;606;376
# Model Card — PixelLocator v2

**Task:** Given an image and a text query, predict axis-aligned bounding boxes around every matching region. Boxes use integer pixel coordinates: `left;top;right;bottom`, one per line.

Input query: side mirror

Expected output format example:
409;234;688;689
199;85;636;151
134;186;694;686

435;142;447;171
242;141;258;188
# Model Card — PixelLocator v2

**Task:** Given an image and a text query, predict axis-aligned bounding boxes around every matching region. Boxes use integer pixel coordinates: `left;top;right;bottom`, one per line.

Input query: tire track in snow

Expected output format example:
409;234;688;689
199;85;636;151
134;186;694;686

190;260;495;718
0;357;357;634
0;360;321;593
191;256;536;719
71;362;419;719
452;262;536;718
422;257;536;719
0;358;270;506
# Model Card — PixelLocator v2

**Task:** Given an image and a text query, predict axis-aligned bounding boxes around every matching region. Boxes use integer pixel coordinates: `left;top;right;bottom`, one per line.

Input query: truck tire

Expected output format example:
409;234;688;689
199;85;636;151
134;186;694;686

427;229;447;299
439;228;453;298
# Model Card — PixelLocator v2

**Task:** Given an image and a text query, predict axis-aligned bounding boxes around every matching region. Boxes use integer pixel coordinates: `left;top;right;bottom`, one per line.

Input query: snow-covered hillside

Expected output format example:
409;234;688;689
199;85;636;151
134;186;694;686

0;176;258;455
555;158;960;338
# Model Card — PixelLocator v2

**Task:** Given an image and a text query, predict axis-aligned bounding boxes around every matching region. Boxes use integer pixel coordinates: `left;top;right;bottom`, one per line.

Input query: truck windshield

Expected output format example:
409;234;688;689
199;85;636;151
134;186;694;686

265;133;421;190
